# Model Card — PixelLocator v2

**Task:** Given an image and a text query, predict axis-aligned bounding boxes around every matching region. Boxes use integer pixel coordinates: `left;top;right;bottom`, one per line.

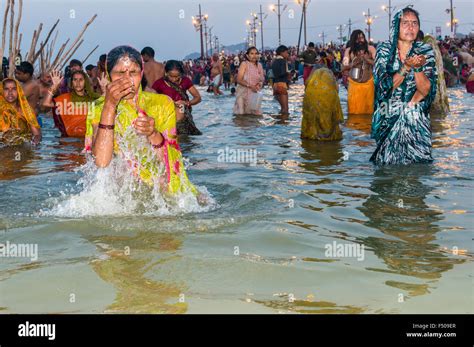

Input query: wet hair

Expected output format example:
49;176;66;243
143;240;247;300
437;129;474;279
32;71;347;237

401;7;420;26
106;45;143;76
308;42;315;48
99;54;107;63
348;30;368;55
16;61;34;76
141;46;155;58
276;45;288;55
417;30;425;41
85;64;95;71
2;78;16;87
71;70;87;80
230;87;236;93
164;60;185;74
245;46;259;65
69;59;82;68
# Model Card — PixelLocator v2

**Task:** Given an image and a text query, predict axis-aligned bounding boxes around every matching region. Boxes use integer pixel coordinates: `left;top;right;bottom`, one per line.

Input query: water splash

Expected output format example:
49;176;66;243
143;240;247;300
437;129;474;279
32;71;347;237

40;142;216;218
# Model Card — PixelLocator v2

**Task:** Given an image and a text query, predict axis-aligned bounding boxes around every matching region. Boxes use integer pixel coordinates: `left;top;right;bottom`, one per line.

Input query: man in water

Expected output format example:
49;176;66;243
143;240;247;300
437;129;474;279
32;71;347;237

141;46;164;91
15;62;40;114
272;45;290;115
299;42;318;84
210;53;223;95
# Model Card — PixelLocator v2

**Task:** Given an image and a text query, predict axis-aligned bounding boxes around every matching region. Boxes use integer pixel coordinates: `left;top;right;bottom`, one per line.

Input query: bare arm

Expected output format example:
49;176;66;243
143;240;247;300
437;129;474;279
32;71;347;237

188;86;201;106
236;62;248;87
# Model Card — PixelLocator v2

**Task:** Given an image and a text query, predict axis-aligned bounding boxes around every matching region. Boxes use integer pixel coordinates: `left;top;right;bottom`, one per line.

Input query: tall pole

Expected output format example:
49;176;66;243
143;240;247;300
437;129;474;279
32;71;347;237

199;5;204;59
204;21;208;58
297;1;304;56
388;0;392;33
303;0;307;45
259;4;265;52
363;9;374;42
450;0;454;37
348;18;352;36
208;27;213;55
278;0;282;45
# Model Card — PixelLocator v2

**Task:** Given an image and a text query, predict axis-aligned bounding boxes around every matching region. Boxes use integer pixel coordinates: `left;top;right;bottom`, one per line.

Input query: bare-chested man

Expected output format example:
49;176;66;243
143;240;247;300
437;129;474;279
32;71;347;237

15;61;40;113
210;53;223;95
37;71;53;114
141;46;164;92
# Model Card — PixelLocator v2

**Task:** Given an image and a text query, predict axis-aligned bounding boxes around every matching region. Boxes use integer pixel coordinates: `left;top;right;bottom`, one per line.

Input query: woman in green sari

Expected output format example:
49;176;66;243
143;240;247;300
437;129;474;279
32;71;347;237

371;8;437;165
86;46;197;196
301;67;344;141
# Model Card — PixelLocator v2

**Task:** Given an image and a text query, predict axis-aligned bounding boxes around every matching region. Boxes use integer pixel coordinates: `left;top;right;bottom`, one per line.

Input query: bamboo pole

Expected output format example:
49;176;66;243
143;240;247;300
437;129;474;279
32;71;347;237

82;44;99;65
27;22;42;62
59;38;83;70
50;38;69;70
32;18;59;63
0;0;11;65
8;0;14;77
10;0;22;75
55;14;96;69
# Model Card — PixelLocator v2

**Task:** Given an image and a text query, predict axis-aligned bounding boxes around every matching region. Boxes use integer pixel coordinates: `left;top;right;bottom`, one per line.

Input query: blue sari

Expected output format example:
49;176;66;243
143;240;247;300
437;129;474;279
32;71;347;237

370;9;438;165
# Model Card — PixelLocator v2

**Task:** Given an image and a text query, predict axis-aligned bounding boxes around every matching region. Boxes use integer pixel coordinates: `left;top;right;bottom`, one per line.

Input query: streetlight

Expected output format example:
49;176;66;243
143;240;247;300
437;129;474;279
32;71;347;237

382;0;397;36
319;31;326;47
192;5;208;59
257;5;268;53
295;0;310;46
270;0;288;45
336;24;346;44
363;9;377;42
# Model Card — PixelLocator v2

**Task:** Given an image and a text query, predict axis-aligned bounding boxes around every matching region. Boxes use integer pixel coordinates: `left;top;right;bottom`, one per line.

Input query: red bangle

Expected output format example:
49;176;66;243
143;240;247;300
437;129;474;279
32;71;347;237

151;133;165;149
98;123;114;130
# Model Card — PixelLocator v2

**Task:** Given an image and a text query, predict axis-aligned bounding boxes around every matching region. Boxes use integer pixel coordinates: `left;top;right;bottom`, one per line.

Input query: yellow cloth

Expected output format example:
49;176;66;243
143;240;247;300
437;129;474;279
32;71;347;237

0;79;40;145
302;68;344;141
86;91;197;195
347;76;375;115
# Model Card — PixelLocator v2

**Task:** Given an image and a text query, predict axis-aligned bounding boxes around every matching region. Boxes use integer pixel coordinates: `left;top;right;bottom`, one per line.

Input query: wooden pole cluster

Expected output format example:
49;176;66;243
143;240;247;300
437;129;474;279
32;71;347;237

1;0;97;78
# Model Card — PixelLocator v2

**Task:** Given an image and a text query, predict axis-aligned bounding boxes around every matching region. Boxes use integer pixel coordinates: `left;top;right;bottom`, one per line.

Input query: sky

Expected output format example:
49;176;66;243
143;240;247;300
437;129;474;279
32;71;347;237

7;0;474;65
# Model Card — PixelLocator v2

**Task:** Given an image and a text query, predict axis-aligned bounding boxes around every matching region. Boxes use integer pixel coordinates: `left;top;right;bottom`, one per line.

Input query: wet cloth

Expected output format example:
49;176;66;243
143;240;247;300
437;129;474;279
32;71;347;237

302;67;344;141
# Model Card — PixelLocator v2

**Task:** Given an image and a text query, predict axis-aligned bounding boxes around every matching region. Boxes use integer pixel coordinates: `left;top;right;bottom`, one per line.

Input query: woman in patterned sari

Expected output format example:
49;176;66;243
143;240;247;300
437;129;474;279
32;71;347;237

86;46;198;195
0;78;41;146
371;7;437;165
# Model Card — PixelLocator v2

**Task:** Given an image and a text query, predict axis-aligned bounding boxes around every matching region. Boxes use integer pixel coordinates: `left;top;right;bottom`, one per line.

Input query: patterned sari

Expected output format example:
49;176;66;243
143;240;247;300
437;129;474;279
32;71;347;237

0;79;40;146
371;9;438;165
85;90;197;195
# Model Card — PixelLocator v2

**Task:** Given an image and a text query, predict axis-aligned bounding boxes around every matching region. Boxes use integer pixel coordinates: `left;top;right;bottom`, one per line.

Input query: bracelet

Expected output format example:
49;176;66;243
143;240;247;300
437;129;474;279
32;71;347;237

98;123;114;130
414;66;423;73
150;131;165;149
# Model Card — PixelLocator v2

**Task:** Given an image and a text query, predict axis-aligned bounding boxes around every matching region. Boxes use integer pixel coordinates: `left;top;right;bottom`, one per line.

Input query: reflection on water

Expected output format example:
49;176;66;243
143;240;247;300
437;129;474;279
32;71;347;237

0;85;472;313
359;165;466;296
89;232;186;314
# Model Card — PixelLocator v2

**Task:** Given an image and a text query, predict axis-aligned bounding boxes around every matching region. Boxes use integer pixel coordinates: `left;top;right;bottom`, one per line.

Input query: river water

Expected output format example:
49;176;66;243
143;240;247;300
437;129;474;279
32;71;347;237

0;83;472;313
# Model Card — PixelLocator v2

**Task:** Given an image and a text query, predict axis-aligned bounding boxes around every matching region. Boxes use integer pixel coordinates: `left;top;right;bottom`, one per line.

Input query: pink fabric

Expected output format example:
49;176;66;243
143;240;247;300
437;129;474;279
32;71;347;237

152;77;193;101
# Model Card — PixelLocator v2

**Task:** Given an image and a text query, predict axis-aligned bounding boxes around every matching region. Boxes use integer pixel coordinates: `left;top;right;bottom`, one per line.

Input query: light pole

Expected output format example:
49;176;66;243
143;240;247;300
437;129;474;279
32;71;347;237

382;1;396;37
208;26;214;56
251;12;259;47
446;0;458;38
319;31;326;47
258;5;268;53
363;9;377;42
336;24;346;44
270;1;288;45
295;0;310;46
192;5;206;59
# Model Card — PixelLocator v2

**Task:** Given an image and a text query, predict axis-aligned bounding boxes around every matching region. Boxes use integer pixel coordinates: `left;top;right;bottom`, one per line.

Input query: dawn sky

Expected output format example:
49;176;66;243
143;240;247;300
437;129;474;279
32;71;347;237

11;0;474;65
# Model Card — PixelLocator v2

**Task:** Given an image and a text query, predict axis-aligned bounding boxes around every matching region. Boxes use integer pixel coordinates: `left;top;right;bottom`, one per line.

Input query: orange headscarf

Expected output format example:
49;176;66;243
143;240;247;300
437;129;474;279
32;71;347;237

0;78;39;133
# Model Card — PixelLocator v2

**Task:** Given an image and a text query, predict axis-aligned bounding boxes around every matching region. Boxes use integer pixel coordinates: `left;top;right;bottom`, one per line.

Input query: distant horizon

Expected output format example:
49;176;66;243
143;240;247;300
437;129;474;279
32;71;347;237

7;0;474;65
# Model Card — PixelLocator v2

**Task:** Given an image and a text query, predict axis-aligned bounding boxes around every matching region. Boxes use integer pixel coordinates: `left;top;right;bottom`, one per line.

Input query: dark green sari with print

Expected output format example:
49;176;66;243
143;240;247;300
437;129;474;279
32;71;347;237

370;9;438;165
